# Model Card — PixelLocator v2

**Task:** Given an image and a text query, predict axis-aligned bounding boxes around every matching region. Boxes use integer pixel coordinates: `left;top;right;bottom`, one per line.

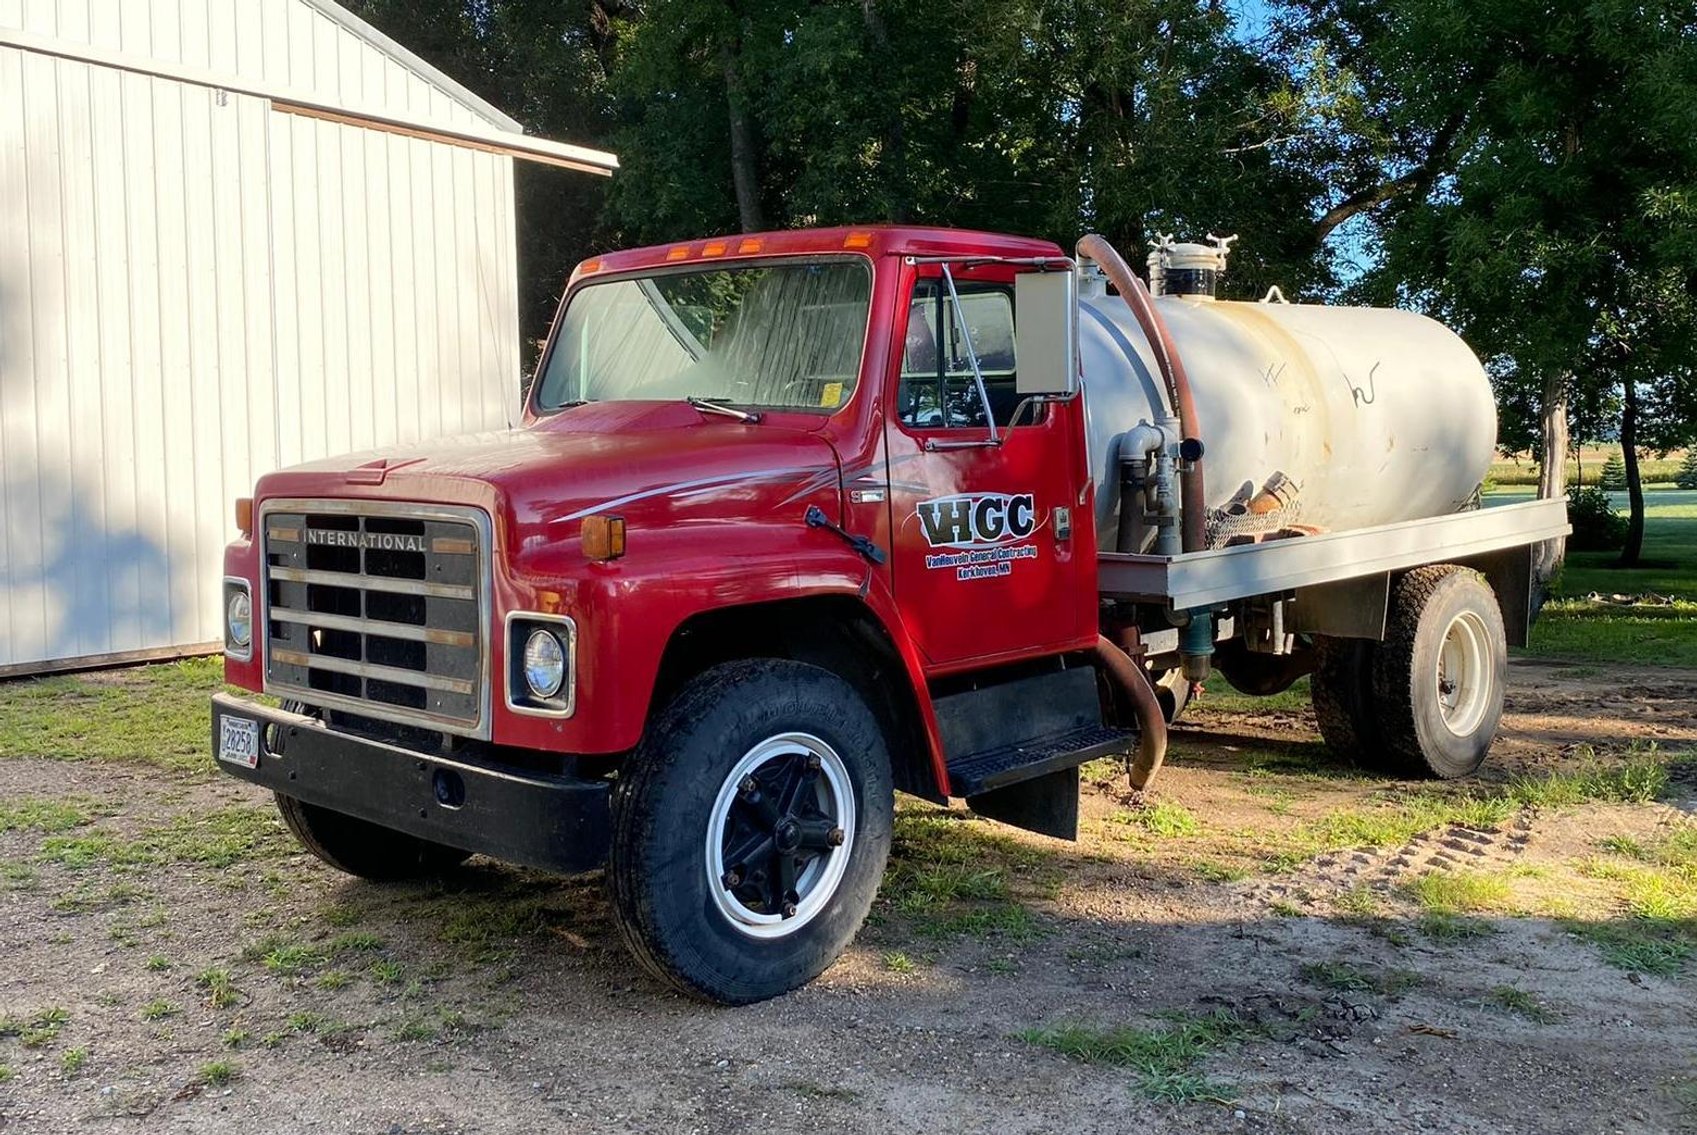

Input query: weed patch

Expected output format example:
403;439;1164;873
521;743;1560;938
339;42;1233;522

196;1060;240;1087
1299;961;1422;996
1110;802;1201;838
1564;919;1695;975
1406;871;1513;915
0;798;92;834
0;1008;68;1048
1020;1010;1255;1103
1488;986;1557;1023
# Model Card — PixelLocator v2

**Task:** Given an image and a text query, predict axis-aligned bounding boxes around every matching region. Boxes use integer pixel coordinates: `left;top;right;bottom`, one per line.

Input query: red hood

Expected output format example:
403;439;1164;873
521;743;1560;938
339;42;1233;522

255;402;845;558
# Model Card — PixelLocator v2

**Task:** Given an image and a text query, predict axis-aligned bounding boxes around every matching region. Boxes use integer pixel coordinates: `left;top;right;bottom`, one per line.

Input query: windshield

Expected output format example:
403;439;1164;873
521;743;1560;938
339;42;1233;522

535;259;872;413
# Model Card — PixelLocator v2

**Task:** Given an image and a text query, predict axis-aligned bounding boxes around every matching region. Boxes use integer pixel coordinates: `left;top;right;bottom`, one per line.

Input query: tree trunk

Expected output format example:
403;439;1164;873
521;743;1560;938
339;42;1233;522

1618;372;1645;566
1531;370;1570;598
721;39;763;232
860;0;907;222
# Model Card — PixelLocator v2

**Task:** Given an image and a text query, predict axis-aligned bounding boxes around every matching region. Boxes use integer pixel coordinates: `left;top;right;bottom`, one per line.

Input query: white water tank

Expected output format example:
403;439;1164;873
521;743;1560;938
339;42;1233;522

1080;289;1498;551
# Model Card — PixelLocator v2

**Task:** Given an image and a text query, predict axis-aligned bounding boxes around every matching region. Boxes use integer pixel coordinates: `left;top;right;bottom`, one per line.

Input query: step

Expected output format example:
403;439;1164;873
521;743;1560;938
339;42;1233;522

946;723;1135;798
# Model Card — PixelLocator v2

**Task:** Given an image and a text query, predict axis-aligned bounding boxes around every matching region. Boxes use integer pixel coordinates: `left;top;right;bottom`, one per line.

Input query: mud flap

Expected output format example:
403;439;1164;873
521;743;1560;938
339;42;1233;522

965;765;1079;841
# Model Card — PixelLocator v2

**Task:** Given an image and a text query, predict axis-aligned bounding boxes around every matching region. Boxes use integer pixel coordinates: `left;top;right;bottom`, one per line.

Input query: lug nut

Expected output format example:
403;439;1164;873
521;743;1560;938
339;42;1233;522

739;776;758;796
723;869;742;888
781;902;798;918
806;754;822;771
826;827;845;846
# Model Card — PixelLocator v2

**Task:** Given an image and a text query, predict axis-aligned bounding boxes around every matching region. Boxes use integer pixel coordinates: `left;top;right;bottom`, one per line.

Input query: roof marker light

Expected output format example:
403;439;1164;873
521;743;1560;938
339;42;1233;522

666;245;691;261
702;241;728;257
843;231;874;249
737;238;763;254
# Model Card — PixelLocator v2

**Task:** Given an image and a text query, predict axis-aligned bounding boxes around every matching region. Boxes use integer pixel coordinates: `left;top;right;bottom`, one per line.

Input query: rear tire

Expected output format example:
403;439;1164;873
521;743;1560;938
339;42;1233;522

274;794;471;880
607;659;893;1005
1370;565;1507;779
1311;636;1382;765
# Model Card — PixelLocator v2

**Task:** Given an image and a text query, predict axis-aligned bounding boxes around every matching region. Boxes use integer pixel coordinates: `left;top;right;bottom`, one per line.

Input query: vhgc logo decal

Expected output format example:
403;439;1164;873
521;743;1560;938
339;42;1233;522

915;492;1040;581
915;492;1037;548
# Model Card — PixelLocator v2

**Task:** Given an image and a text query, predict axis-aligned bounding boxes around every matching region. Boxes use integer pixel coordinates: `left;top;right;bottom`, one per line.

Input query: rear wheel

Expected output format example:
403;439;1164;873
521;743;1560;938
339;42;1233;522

607;659;893;1005
1370;566;1507;779
274;794;470;880
1310;636;1382;765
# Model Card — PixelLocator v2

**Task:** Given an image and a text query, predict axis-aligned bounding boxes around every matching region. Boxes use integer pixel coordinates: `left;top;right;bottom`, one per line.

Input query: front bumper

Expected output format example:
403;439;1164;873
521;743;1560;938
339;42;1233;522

210;694;610;873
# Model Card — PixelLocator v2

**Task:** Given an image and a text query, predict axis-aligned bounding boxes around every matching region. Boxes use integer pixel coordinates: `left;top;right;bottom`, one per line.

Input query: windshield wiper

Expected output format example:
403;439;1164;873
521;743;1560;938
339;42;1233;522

687;396;763;424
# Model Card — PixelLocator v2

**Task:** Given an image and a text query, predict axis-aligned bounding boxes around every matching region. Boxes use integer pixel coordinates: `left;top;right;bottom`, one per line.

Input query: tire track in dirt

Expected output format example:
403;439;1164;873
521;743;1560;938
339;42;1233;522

1240;809;1537;909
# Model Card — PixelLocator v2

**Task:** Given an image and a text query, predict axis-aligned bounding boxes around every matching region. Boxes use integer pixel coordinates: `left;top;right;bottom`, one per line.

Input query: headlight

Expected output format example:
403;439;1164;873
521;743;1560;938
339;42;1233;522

523;629;565;699
226;589;252;649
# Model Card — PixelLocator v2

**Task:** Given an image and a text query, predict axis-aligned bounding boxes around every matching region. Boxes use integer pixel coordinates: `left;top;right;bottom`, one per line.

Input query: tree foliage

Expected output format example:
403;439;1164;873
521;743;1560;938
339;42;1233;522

344;0;1697;570
1286;0;1697;562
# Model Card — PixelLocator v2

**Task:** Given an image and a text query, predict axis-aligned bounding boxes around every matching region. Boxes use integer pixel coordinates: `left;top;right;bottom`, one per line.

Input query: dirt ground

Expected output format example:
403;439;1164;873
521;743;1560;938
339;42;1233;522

1;658;1694;1135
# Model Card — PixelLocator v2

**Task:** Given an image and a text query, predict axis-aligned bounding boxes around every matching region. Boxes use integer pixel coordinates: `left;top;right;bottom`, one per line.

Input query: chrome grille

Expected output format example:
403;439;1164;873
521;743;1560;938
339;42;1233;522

261;500;490;737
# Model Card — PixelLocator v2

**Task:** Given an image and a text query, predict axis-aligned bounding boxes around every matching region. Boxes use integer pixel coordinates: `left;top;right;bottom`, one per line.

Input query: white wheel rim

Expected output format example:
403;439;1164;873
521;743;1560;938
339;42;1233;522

1436;610;1492;736
705;732;856;940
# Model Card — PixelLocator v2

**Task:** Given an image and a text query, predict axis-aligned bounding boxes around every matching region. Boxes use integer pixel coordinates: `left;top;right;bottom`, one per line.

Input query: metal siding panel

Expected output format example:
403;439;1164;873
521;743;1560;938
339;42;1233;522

18;0;55;35
237;92;277;481
385;131;420;445
56;54;113;657
338;116;374;450
414;137;443;440
88;58;142;657
309;9;340;105
180;81;224;645
148;0;180;65
86;0;122;51
151;74;196;646
365;128;398;447
256;0;289;87
177;0;209;71
206;0;236;75
312;116;350;458
0;46;47;663
20;51;67;661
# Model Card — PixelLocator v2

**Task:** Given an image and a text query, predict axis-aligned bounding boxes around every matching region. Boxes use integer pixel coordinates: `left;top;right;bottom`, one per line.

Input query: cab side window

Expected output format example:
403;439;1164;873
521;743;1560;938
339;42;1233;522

898;280;1030;429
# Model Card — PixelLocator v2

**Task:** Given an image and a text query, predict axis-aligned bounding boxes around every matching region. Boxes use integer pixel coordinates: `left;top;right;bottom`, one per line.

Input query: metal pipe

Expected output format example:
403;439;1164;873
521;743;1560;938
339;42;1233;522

1092;636;1169;792
1076;234;1208;553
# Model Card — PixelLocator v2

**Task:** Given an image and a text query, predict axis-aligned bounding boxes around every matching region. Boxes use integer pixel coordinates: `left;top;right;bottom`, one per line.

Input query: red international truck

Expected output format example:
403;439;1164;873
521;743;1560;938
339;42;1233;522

213;225;1568;1003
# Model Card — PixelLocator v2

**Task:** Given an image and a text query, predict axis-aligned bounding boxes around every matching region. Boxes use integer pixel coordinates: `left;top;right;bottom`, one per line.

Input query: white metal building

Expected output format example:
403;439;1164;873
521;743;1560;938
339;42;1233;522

0;0;617;675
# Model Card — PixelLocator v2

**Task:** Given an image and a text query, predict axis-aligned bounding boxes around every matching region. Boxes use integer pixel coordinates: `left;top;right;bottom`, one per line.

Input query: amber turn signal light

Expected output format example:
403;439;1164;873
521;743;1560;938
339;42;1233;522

234;497;254;537
581;514;626;562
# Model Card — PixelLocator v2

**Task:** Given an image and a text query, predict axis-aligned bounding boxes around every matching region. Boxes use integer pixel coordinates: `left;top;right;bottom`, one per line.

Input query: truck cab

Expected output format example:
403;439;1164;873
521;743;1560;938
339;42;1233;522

213;224;1566;1004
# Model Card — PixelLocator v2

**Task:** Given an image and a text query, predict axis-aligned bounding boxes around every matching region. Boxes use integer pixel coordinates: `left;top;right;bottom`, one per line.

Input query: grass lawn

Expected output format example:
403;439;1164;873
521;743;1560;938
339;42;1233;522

1487;488;1697;667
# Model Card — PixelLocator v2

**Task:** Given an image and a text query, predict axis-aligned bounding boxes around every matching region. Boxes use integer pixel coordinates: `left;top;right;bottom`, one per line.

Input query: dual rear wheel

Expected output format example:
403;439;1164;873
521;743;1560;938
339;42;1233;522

1311;564;1508;779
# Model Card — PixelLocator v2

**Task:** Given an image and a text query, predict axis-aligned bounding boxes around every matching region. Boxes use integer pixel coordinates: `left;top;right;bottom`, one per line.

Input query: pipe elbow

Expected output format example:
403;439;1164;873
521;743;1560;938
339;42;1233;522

1091;636;1169;792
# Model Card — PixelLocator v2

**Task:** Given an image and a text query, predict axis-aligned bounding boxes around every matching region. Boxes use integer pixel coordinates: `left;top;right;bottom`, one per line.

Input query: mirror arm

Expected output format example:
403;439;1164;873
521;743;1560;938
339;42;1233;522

940;264;998;446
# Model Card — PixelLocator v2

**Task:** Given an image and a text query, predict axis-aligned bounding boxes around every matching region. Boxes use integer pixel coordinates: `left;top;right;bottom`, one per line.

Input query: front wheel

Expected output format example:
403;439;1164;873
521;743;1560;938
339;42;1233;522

607;659;893;1005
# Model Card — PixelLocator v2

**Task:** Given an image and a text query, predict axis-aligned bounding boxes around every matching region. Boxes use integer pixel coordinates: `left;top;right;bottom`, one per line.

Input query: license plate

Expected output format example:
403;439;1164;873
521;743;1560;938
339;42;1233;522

218;715;260;769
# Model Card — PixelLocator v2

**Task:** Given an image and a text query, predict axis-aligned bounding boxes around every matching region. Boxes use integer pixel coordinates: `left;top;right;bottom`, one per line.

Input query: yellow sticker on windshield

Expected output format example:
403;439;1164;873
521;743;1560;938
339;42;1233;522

821;381;844;408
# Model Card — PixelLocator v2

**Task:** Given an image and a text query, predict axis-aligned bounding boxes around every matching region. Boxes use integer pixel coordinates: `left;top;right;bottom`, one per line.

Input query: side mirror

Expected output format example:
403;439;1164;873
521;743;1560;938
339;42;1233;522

1014;269;1078;396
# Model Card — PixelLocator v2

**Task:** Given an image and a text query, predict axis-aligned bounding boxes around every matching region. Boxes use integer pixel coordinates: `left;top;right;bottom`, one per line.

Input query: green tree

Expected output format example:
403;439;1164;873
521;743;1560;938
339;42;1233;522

605;0;1337;298
1287;0;1697;570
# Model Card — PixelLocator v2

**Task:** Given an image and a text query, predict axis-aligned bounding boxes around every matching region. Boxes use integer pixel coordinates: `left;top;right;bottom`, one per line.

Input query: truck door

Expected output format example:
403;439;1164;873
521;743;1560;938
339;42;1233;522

882;264;1097;668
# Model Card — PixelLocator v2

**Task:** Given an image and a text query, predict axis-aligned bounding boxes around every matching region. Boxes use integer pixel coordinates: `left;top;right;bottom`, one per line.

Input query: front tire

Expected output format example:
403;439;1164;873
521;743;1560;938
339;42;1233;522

607;659;893;1005
1370;566;1507;779
274;794;471;880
